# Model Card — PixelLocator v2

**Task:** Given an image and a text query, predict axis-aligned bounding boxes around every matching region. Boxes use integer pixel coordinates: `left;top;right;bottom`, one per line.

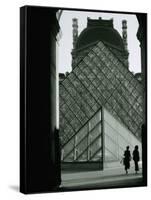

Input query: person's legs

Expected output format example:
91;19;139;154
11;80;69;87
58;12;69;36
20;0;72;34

125;166;128;174
135;161;139;174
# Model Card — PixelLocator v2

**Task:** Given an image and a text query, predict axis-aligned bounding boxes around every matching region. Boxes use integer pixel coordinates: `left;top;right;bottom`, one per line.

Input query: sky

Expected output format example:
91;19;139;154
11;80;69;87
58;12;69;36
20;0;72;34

57;10;141;74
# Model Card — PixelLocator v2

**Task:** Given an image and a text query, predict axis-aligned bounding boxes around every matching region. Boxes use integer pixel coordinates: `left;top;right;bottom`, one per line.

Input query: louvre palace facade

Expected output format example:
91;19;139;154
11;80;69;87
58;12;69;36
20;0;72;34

59;17;144;170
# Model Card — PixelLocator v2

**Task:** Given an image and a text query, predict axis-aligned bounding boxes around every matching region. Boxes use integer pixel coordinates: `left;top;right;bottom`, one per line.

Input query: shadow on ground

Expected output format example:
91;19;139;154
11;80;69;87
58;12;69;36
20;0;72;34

9;185;19;192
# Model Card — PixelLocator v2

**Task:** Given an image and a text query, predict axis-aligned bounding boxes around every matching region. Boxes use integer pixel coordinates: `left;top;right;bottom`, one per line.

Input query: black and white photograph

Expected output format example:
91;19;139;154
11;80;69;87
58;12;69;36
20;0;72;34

58;9;147;190
0;0;150;199
19;5;147;194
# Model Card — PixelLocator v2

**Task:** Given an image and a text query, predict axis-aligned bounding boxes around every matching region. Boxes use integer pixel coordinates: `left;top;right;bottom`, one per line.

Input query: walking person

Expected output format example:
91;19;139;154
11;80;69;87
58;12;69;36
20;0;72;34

123;146;131;174
133;145;140;174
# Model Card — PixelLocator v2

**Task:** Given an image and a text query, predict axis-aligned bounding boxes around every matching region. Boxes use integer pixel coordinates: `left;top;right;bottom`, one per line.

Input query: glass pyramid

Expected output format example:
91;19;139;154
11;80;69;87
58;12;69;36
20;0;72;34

59;41;143;163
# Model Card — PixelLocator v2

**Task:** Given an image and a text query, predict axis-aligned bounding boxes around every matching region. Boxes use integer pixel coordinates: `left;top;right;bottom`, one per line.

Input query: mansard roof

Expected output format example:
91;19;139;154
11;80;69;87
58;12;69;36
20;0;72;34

75;18;125;51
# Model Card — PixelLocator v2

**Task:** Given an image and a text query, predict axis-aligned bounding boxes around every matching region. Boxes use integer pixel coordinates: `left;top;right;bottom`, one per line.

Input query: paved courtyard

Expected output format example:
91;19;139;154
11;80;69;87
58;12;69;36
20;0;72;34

61;163;143;190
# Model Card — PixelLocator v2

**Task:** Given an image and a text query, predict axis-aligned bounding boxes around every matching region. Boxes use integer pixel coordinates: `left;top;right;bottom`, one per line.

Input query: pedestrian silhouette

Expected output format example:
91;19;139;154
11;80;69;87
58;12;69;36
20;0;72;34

123;146;131;174
133;145;140;174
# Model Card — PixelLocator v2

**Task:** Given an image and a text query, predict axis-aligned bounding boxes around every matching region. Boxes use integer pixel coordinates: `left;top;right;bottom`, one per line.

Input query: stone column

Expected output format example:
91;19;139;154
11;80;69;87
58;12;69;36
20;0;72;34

136;13;147;186
20;6;61;193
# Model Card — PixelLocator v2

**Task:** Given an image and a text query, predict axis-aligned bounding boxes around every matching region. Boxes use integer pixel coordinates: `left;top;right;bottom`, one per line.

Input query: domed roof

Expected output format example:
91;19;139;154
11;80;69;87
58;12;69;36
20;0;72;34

75;18;125;51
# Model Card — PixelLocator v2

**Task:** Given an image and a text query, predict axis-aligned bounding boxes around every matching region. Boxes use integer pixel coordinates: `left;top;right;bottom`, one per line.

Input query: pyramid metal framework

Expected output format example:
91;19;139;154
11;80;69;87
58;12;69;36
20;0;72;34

59;41;143;162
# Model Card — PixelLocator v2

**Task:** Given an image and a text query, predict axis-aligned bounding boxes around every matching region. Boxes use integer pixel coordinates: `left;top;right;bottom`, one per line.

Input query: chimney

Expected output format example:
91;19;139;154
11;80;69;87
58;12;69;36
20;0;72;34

122;20;129;68
122;20;128;51
72;18;78;49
